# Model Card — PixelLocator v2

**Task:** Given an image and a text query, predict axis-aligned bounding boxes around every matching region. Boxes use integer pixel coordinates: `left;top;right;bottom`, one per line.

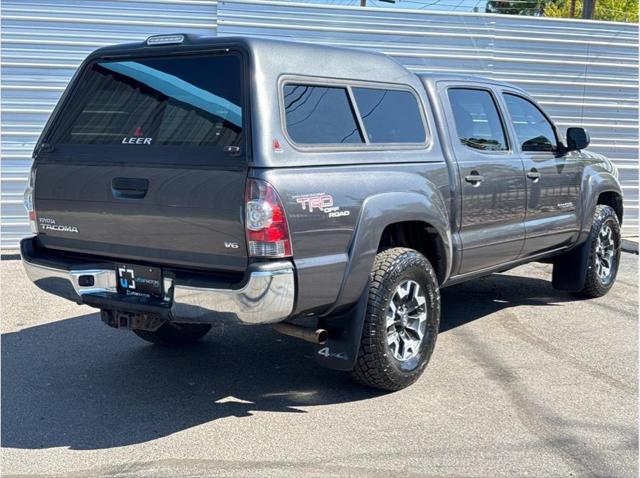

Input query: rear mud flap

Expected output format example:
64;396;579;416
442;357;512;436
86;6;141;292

314;288;368;371
552;239;590;292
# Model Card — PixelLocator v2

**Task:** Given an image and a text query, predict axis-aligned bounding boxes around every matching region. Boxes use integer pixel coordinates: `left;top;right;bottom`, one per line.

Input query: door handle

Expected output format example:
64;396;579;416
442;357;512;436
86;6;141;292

112;177;149;199
527;169;541;182
465;171;484;186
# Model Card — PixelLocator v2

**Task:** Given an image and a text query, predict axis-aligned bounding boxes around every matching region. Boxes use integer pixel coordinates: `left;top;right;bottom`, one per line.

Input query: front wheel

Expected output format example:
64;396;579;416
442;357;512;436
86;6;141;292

576;204;622;298
133;322;212;347
351;248;440;391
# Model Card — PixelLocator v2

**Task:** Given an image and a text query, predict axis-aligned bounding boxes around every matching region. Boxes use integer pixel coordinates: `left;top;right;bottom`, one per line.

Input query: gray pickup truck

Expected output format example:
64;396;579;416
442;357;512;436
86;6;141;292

21;35;623;390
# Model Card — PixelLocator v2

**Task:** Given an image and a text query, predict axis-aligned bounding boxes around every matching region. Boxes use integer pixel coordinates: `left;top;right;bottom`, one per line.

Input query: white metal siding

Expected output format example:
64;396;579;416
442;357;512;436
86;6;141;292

0;0;218;249
1;0;637;249
217;0;638;233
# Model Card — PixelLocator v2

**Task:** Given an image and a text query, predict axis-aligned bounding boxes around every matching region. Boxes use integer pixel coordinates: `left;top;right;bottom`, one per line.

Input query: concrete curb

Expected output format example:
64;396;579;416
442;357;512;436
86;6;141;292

1;253;21;261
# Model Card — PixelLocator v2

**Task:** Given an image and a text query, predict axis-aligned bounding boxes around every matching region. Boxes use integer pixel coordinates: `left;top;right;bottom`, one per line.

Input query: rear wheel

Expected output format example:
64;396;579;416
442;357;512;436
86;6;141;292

133;322;212;347
351;248;440;391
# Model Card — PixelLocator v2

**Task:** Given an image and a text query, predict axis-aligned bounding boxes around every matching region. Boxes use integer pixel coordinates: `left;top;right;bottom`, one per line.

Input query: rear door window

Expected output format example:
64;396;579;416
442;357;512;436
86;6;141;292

448;88;509;152
52;54;243;150
352;87;426;143
283;84;364;144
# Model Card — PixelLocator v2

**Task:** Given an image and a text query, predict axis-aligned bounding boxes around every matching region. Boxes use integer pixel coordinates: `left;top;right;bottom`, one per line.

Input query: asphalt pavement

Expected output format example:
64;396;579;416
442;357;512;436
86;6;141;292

1;254;637;477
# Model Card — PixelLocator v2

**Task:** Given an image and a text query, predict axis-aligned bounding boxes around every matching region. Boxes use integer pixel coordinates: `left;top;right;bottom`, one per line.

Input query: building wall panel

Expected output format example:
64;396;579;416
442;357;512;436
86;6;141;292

1;0;636;248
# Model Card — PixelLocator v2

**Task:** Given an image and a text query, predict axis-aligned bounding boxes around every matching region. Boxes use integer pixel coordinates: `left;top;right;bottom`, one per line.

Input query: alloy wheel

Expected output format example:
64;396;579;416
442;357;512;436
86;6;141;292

595;223;616;284
386;280;428;361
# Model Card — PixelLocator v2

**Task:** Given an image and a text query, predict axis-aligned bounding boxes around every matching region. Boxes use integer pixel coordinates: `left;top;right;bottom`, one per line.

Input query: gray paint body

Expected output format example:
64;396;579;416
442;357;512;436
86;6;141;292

28;36;622;323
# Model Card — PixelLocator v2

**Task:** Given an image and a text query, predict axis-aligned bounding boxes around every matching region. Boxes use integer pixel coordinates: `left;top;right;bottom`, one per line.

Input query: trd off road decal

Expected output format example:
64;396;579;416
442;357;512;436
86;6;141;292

293;193;350;218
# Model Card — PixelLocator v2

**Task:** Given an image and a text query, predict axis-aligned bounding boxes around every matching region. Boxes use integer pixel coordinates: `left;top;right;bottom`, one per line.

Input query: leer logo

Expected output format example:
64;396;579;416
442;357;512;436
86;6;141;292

122;127;152;145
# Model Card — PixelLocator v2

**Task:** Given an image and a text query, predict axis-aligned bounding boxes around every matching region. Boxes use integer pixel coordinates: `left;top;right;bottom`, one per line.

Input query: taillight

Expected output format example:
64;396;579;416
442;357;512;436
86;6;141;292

245;179;292;258
23;169;37;234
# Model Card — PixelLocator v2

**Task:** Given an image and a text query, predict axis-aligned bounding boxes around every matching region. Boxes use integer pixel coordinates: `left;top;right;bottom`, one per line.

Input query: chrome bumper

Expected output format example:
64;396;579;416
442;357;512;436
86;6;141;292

20;240;295;325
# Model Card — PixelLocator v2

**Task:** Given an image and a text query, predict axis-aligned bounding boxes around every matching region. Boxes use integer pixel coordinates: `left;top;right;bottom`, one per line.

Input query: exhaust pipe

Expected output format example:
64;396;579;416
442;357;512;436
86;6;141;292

273;323;328;345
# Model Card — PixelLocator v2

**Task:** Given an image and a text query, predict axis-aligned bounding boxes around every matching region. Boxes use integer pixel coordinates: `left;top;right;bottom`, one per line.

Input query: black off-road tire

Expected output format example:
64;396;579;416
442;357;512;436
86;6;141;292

351;247;440;391
574;205;621;298
133;322;212;347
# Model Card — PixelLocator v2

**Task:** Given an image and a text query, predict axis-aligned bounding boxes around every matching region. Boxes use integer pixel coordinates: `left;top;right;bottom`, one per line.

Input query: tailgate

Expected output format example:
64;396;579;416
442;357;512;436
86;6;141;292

34;161;247;271
32;51;249;272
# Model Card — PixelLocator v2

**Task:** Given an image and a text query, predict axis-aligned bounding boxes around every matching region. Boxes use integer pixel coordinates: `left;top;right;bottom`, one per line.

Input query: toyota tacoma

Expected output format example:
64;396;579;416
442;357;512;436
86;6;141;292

21;35;623;390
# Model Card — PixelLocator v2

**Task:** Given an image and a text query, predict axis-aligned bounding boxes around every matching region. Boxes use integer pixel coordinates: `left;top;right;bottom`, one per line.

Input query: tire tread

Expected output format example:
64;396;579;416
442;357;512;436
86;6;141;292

576;205;621;298
351;247;440;391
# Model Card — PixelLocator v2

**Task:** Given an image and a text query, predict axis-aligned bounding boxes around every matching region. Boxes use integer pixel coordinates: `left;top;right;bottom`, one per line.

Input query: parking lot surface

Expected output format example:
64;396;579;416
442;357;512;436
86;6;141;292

1;254;637;477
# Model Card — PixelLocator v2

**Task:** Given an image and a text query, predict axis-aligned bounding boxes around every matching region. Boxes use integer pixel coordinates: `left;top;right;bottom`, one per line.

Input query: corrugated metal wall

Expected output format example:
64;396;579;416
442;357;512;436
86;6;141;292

217;0;638;233
0;0;218;249
1;0;637;249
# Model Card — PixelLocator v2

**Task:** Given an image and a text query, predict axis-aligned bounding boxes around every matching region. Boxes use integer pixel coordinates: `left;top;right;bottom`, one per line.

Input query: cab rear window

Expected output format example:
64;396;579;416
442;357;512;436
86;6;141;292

52;54;243;148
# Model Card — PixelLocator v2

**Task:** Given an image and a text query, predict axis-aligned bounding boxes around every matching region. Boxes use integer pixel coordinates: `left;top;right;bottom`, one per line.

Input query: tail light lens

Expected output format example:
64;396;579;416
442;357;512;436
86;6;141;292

23;169;37;234
245;179;292;257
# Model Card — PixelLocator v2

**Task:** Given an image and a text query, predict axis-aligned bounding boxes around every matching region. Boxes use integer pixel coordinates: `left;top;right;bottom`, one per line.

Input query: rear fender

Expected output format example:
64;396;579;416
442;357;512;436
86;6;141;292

329;190;452;313
315;190;451;371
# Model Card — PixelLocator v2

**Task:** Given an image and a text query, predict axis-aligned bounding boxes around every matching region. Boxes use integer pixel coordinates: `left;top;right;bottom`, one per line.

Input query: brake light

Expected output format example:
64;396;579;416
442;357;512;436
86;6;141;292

245;179;292;257
23;169;37;234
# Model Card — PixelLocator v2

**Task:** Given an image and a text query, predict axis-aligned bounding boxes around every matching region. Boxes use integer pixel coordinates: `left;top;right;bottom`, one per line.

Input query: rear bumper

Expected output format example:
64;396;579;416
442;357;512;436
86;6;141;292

20;237;295;325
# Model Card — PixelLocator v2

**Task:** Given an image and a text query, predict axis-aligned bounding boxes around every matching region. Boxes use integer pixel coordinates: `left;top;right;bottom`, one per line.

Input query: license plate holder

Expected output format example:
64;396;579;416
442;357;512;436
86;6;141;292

116;263;163;299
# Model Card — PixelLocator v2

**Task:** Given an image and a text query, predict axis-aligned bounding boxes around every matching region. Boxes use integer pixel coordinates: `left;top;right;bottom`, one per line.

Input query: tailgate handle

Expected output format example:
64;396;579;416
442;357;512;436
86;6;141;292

112;177;149;199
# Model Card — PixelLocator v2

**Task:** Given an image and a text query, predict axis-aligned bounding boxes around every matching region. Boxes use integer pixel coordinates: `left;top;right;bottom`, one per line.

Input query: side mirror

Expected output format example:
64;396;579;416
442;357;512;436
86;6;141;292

566;127;590;152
